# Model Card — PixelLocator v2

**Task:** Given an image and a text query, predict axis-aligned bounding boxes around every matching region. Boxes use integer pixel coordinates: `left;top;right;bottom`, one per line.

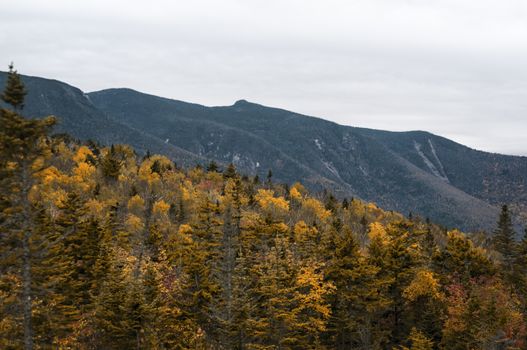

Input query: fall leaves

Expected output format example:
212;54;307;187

1;108;527;348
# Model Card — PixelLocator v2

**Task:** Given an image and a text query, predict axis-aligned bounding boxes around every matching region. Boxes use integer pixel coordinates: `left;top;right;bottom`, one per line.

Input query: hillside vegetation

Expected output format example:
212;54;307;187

2;67;527;349
3;72;527;231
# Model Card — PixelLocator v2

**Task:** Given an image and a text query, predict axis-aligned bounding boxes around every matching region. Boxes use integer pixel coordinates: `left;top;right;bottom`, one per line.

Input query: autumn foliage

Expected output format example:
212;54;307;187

1;70;527;350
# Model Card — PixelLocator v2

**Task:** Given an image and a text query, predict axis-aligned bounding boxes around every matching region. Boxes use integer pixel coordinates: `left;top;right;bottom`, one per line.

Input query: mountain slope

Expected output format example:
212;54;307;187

88;89;525;231
0;74;204;167
2;72;526;231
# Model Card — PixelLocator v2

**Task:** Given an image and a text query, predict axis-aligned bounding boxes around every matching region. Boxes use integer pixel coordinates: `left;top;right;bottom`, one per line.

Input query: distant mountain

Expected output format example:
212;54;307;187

2;72;526;231
0;74;203;167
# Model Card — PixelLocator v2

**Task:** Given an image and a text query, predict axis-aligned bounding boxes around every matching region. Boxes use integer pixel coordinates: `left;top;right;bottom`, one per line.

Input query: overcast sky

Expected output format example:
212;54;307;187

1;1;526;156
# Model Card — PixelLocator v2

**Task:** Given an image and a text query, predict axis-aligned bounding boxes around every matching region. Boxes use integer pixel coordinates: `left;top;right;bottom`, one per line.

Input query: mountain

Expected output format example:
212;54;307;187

0;74;204;167
2;72;526;231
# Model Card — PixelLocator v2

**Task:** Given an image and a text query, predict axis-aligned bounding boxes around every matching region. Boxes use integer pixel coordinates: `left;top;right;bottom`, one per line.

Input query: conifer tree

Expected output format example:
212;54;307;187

368;222;423;346
177;196;223;343
23;204;67;347
100;145;123;180
266;169;273;188
207;160;219;172
250;235;297;349
512;228;527;296
216;178;242;346
435;230;495;281
56;192;90;307
1;63;27;111
326;225;390;349
492;204;516;267
93;247;135;348
0;65;55;350
223;162;237;179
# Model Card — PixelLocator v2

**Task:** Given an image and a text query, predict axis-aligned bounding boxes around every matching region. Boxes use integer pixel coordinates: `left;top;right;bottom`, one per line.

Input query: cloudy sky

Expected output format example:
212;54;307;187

1;0;526;156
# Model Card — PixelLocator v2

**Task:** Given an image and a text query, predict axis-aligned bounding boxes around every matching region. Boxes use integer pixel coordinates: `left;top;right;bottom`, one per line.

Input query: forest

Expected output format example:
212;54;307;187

1;67;527;350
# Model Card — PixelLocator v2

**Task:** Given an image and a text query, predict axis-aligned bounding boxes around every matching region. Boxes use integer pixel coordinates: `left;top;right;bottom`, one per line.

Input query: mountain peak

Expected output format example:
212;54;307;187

233;99;251;106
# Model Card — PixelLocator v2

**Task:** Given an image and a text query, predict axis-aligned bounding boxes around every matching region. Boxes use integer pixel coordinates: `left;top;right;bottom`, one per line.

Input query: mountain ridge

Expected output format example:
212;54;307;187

2;71;526;232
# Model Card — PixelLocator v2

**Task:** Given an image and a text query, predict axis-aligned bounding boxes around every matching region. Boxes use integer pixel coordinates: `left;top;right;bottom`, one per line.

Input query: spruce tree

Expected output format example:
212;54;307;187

0;65;55;350
512;228;527;296
223;162;237;180
1;63;27;111
207;160;219;172
178;196;222;343
266;169;273;188
326;225;390;349
216;178;242;347
492;204;516;267
100;145;123;180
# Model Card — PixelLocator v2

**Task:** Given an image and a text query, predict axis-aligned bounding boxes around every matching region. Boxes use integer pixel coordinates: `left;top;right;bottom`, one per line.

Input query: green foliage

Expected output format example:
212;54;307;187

1;63;27;110
493;204;516;265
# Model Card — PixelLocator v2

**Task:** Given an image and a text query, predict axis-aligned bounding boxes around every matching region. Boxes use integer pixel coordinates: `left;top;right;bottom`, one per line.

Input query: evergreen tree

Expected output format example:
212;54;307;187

223;162;237;180
100;145;123;180
326;225;390;349
207;160;219;172
435;230;495;282
512;228;527;296
93;247;135;349
0;66;55;350
368;222;423;346
178;196;222;344
216;178;242;347
1;63;27;111
492;204;516;266
266;169;273;187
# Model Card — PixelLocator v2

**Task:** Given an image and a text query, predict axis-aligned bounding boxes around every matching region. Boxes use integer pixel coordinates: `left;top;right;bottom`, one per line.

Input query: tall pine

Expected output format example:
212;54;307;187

0;64;55;350
492;204;516;266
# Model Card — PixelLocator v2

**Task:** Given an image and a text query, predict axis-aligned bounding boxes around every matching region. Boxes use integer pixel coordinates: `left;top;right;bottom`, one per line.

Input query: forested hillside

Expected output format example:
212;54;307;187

2;67;527;349
3;72;527;232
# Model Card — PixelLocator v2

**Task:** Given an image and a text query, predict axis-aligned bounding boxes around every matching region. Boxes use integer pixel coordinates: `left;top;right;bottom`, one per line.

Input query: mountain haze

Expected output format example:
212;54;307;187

2;72;526;231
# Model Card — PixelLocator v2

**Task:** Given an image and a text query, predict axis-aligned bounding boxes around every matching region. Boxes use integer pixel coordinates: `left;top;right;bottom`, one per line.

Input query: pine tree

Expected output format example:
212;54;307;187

326;225;390;349
27;205;57;346
177;196;223;344
435;230;495;281
266;169;273;188
100;145;123;180
93;247;134;349
0;66;55;350
31;204;79;347
421;224;438;264
512;228;527;296
1;63;27;111
216;178;242;347
492;204;516;267
368;222;423;346
250;235;297;349
56;192;95;308
223;162;237;180
207;160;219;172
